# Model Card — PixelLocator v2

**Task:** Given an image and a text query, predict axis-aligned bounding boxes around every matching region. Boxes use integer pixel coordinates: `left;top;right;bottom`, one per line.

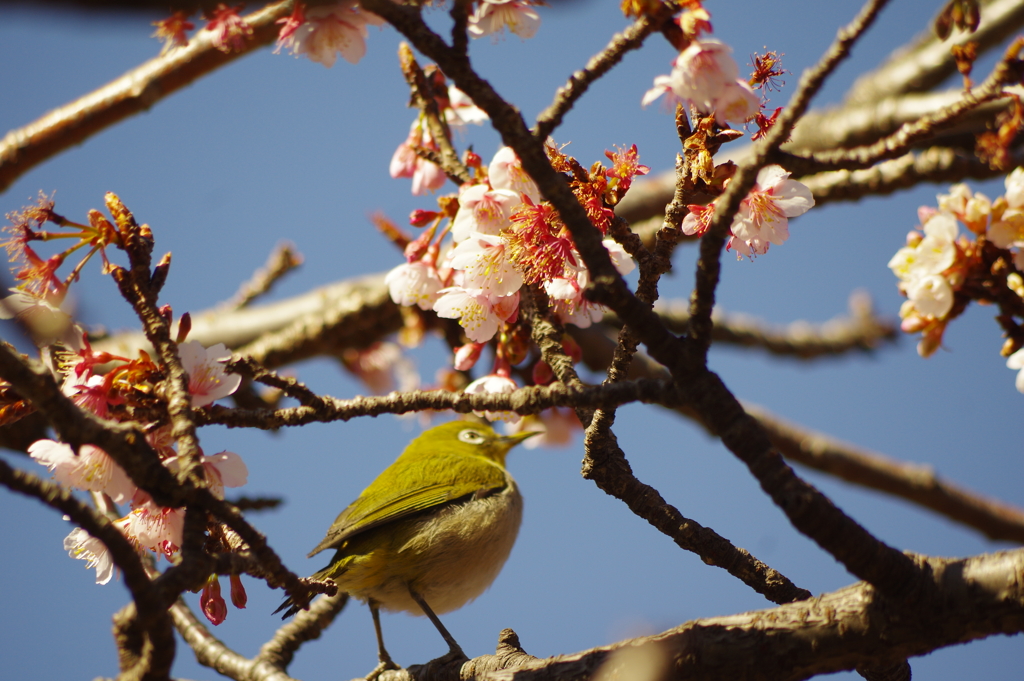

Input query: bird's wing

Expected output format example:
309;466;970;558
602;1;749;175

306;453;509;557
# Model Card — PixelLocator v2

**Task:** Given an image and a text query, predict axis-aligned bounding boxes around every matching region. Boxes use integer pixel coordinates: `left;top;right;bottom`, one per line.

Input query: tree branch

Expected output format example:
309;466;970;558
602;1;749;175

0;0;294;193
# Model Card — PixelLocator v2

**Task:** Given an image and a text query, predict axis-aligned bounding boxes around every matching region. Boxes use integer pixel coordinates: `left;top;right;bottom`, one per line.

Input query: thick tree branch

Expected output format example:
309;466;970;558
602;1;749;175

844;0;1024;105
365;549;1024;681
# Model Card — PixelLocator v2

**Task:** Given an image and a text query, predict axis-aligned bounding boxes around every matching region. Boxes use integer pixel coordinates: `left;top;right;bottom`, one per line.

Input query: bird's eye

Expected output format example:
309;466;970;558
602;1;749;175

458;429;486;444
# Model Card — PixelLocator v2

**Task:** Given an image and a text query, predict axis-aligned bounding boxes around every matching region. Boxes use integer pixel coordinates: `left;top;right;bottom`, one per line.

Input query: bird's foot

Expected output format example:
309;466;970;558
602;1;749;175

365;656;400;681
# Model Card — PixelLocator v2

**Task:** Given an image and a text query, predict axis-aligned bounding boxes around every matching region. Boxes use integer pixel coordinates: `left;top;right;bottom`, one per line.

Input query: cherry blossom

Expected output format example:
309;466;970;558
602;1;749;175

488;147;541;203
0;288;79;347
643;38;760;125
64;528;114;585
390;121;447;195
449;232;524;298
468;0;541;40
63;373;113;419
464;373;520;423
283;2;383;67
120;501;185;560
905;274;954;319
152;11;194;53
451;184;519;241
385;260;443;310
640;74;683;109
342;342;419;394
29;439;136;504
179;341;241;408
987;170;1024;259
888;212;958;283
205;4;253;53
201;451;248;499
446;87;488;128
670;39;739;111
712;80;760;124
433;287;518;343
729;165;815;256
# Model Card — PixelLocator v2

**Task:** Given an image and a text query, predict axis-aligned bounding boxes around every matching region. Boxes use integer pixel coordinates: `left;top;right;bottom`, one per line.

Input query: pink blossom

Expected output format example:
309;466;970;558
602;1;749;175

449;232;524;298
390;121;447;195
643;38;761;124
146;425;177;460
713;80;760;124
179;341;241;408
503;408;578;449
451;184;519;241
64;527;115;585
205;4;253;53
541;240;633;328
488;147;541;203
729;165;814;256
446;87;488;127
468;0;541;40
29;439;136;504
433;287;518;343
681;203;714;236
385;260;443;310
0;288;78;348
121;501;185;560
343;342;419;394
285;2;383;67
63;374;113;419
641;75;682;109
670;39;739;111
464;373;520;423
202;451;248;499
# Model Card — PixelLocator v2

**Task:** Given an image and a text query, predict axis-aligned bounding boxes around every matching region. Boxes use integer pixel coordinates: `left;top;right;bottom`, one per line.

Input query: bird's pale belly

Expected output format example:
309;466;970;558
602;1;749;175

334;483;523;615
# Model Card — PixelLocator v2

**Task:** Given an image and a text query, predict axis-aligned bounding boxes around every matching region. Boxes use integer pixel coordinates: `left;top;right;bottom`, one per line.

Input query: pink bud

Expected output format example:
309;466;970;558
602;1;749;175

453;343;484;371
410;209;439;227
201;577;228;626
229;574;247;609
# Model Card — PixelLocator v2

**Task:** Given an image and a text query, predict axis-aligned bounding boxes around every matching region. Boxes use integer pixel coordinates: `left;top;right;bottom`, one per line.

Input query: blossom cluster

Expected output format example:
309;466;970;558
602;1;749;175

2;193;248;624
27;339;245;617
152;1;544;66
888;169;1024;393
681;164;814;258
385;140;646;423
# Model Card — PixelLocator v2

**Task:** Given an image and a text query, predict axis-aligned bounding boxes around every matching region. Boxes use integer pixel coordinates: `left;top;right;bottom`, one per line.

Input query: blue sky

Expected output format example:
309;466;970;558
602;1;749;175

1;2;1021;679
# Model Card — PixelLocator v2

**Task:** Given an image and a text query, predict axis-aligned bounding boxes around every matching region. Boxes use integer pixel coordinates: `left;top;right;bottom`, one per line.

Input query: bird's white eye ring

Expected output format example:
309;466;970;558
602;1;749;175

458;429;486;444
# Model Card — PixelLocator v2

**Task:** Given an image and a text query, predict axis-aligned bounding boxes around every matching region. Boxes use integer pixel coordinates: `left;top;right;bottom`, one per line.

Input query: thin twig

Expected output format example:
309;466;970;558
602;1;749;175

0;1;295;193
533;3;677;140
782;39;1024;173
220;242;303;312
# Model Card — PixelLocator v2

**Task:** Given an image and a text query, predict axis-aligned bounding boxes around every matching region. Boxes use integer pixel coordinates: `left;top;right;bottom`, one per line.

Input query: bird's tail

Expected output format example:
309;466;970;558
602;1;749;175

273;567;335;619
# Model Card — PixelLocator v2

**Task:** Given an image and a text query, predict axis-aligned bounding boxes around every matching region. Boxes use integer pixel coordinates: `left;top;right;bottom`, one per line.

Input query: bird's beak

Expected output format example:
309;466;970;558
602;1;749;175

501;430;542;446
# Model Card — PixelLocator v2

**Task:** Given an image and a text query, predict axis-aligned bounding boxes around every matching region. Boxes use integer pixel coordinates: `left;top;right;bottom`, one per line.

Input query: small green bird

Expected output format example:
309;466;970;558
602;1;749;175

277;421;536;669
